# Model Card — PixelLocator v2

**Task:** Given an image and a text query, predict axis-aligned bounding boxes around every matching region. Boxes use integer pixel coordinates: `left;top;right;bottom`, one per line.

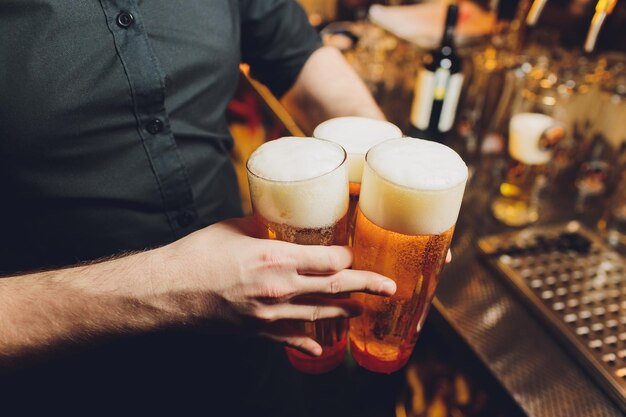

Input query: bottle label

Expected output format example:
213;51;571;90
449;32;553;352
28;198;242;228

410;69;435;130
438;72;464;132
433;68;450;100
410;68;463;133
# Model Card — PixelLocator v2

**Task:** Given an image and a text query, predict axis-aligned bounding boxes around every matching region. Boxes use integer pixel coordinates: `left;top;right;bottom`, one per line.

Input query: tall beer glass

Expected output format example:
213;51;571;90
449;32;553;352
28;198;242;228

491;84;567;226
246;137;349;374
350;138;467;373
313;117;402;242
491;112;565;226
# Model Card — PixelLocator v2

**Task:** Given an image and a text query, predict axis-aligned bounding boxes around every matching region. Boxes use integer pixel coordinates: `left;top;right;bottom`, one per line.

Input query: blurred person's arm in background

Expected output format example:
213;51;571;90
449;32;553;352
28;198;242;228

281;46;385;134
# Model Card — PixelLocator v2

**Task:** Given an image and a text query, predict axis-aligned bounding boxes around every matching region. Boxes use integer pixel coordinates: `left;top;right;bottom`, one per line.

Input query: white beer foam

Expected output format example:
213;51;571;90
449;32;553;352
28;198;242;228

313;117;402;183
359;138;468;235
509;113;555;165
247;137;348;229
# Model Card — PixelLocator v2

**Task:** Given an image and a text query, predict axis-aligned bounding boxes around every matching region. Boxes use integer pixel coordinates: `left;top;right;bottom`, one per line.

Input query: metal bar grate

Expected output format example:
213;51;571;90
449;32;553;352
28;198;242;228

477;221;626;413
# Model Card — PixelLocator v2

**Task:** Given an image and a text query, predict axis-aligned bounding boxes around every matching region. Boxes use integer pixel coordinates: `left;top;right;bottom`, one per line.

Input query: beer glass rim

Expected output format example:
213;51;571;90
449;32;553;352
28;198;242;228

313;117;403;156
348;135;407;157
246;138;347;184
363;138;467;192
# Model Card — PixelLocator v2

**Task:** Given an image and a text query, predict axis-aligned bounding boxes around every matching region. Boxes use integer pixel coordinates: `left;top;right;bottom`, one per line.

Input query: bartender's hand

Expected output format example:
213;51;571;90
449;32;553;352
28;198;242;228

154;216;396;356
0;216;404;367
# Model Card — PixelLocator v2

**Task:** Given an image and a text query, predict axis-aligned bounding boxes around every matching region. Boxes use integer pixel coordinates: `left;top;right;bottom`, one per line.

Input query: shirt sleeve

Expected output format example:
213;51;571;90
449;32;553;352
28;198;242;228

239;0;322;98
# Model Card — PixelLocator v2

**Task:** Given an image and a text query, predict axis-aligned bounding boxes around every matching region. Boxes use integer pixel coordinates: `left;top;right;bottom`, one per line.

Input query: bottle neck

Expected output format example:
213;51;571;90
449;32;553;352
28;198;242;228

442;30;454;48
441;4;459;48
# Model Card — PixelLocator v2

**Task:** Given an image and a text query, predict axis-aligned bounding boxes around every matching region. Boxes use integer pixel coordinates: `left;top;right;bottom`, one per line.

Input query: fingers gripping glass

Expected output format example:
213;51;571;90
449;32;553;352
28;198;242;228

246;138;349;374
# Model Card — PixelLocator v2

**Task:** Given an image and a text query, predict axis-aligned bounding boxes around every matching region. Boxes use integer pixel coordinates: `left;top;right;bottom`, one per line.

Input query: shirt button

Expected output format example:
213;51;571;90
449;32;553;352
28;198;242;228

176;211;195;228
146;119;163;135
116;11;134;28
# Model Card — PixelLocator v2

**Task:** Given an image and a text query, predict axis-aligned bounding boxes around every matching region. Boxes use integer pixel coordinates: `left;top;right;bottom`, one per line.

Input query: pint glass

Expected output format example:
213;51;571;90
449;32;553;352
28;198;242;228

491;112;565;226
246;137;349;374
491;84;567;226
350;138;468;373
313;117;402;242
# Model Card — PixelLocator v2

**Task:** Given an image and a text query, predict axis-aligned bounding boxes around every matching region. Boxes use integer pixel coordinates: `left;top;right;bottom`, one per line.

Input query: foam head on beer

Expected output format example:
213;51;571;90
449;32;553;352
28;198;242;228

313;117;402;184
359;138;468;236
509;112;556;165
247;137;348;229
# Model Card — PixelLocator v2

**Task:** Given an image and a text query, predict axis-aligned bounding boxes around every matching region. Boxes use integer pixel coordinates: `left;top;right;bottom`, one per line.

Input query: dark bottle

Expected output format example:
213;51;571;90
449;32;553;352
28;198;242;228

408;4;464;143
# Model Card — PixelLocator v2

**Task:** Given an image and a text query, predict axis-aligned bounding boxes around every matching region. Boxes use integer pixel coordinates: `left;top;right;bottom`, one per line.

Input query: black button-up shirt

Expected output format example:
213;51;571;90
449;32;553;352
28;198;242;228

0;2;322;413
0;0;321;274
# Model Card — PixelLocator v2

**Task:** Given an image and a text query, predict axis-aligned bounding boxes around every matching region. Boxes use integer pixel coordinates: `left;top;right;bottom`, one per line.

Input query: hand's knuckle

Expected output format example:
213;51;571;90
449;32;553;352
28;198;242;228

309;306;322;322
260;249;297;271
328;276;343;294
257;284;291;302
326;250;342;271
364;273;379;289
255;307;276;322
367;274;379;288
290;338;305;349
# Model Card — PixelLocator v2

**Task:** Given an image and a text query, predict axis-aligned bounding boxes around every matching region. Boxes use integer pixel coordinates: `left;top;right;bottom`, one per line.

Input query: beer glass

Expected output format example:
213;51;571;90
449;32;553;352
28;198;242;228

491;85;567;226
600;159;626;253
313;117;402;243
246;137;349;374
595;67;626;252
350;138;468;373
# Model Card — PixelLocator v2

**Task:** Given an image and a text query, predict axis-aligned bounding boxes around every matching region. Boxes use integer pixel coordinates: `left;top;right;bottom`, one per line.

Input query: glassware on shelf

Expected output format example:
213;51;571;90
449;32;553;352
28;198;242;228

575;54;626;203
598;150;626;253
491;81;568;227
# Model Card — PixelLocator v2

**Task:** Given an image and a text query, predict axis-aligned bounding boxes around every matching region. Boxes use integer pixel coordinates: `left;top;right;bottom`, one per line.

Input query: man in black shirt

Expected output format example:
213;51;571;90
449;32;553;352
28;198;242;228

0;1;392;415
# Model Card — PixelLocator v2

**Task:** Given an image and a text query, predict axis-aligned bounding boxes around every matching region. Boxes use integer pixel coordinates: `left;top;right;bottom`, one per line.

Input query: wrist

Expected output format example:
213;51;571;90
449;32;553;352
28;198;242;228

67;247;180;333
138;242;220;331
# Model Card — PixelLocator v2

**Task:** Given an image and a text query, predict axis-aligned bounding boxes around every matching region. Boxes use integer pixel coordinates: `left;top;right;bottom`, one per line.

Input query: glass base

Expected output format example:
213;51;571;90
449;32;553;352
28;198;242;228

491;197;538;227
285;337;347;374
349;339;411;374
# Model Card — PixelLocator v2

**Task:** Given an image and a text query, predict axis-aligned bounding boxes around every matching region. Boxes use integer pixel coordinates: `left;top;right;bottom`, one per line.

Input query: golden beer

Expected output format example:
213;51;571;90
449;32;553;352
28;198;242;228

247;137;349;374
491;162;548;226
350;138;467;373
348;182;361;240
254;212;348;246
492;112;564;226
313;117;402;243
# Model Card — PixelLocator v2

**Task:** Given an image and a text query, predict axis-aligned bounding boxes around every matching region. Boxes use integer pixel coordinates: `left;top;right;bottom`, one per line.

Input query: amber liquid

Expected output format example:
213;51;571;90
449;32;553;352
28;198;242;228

350;208;453;373
491;162;547;227
254;212;349;374
348;182;361;246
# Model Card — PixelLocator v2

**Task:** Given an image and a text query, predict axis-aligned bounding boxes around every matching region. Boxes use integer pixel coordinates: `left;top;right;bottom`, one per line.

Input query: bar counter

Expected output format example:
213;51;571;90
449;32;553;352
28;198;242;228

291;156;623;417
228;31;625;416
433;156;623;416
352;24;626;414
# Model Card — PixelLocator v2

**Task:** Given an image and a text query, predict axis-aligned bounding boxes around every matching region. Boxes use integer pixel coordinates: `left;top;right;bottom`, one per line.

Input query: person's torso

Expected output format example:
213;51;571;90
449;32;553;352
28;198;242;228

0;0;245;273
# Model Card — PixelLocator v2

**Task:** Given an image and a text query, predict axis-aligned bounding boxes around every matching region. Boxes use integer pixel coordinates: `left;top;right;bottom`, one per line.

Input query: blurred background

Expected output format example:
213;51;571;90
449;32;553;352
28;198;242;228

227;2;626;416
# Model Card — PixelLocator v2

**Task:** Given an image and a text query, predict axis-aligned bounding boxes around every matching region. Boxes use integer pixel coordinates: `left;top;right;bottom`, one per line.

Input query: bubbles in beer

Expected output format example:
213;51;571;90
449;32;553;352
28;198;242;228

313;117;402;184
350;208;454;371
350;138;467;373
247;137;350;374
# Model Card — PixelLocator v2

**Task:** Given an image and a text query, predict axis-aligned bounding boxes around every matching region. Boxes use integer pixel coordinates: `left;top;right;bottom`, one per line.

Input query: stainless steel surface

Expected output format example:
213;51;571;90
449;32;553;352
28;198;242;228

477;221;626;412
433;160;624;417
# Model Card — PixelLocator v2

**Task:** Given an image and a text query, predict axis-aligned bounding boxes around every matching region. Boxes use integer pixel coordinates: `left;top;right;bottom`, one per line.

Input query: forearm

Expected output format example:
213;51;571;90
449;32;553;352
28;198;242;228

0;248;181;368
0;217;398;368
281;46;385;134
